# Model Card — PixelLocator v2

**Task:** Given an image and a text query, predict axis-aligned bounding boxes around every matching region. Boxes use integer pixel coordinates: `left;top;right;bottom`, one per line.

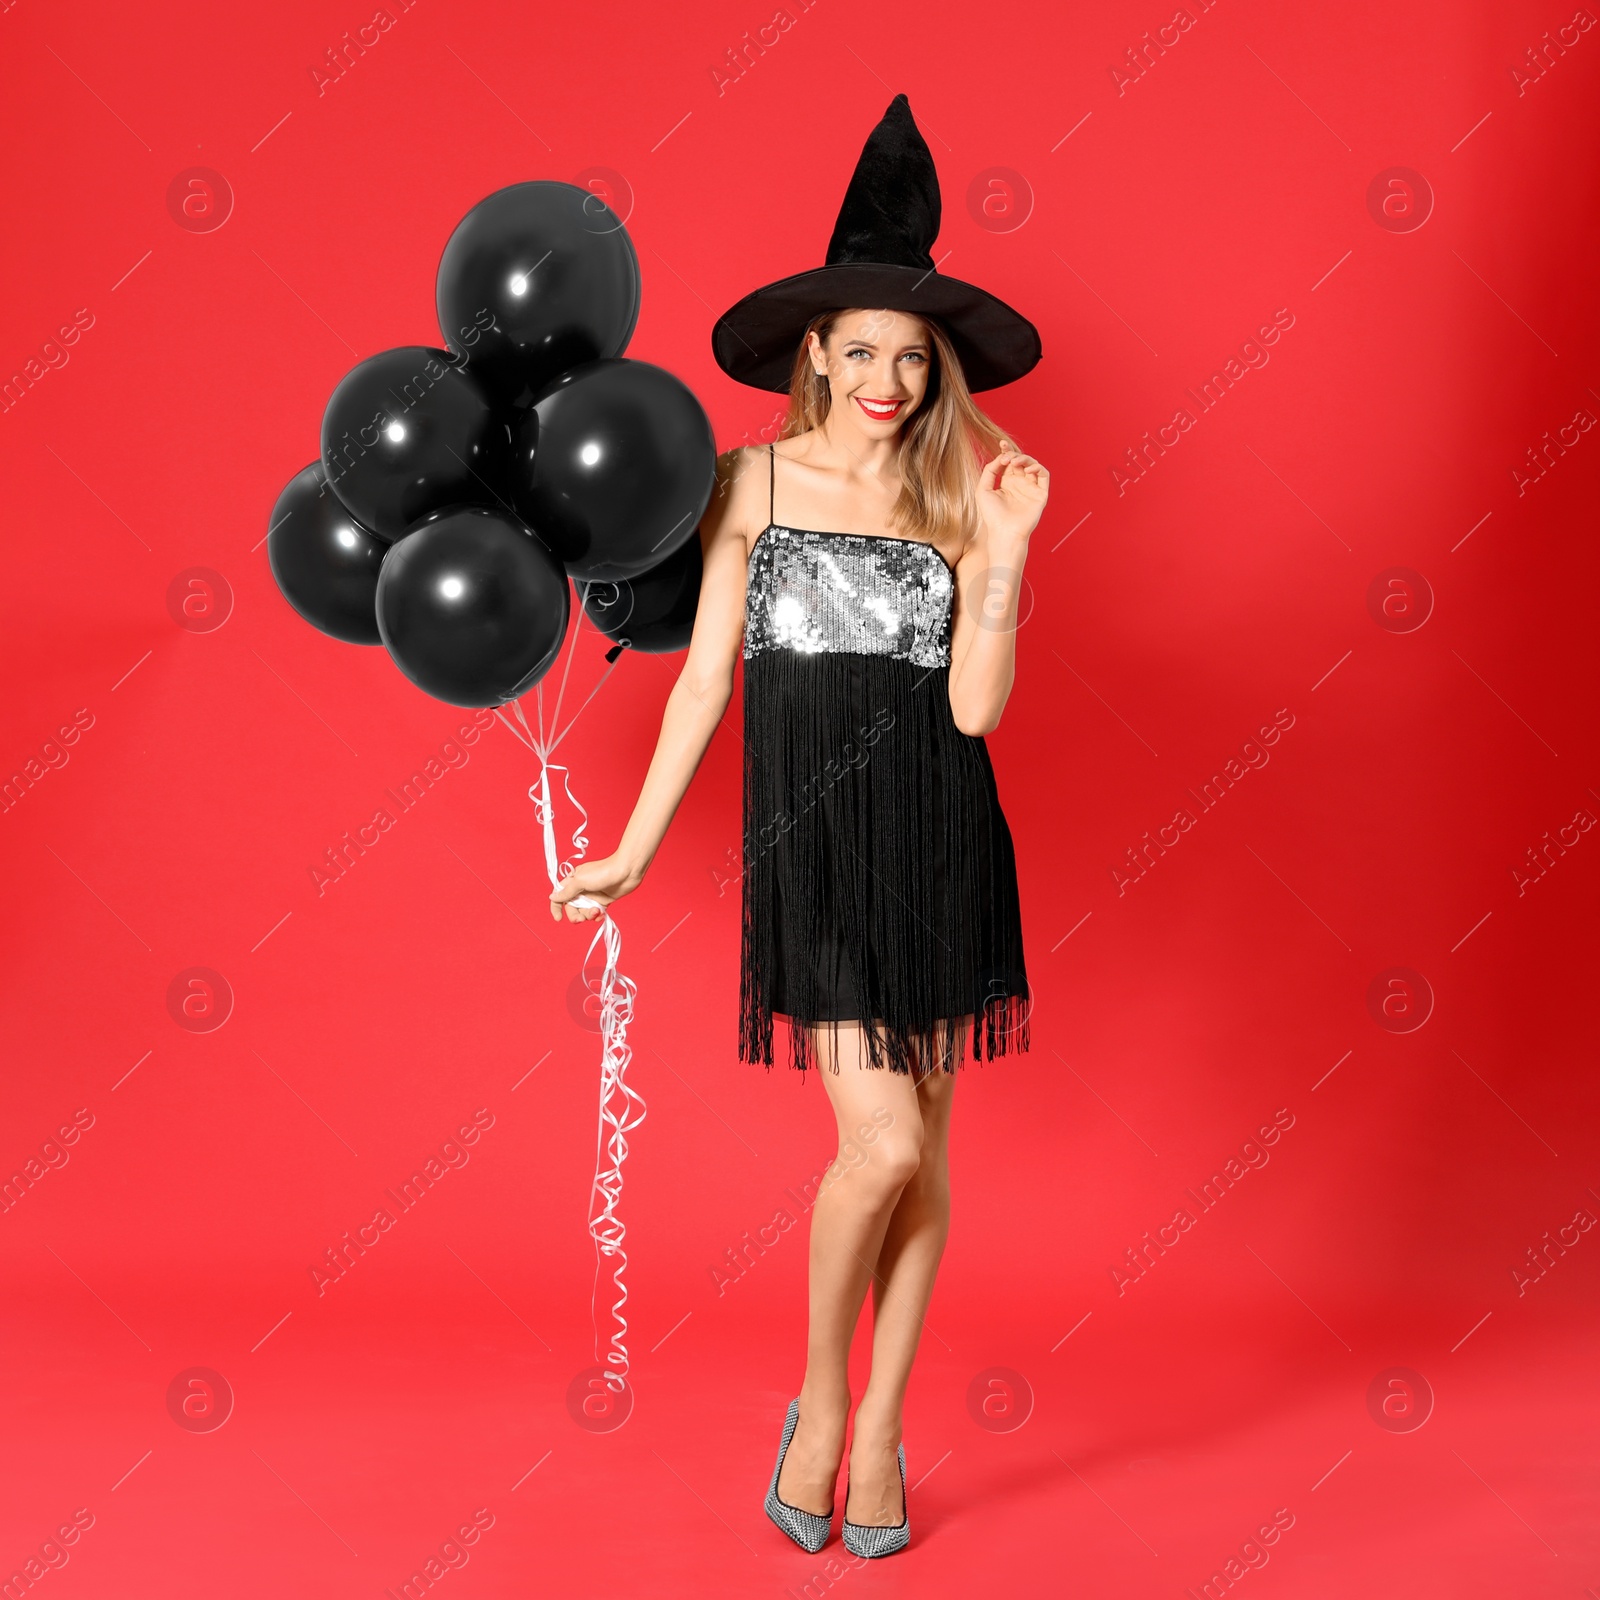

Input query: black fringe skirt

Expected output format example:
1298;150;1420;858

739;650;1030;1074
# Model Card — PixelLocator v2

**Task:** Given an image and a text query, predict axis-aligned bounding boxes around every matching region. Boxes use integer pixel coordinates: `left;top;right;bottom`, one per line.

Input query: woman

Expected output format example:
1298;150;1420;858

550;95;1047;1558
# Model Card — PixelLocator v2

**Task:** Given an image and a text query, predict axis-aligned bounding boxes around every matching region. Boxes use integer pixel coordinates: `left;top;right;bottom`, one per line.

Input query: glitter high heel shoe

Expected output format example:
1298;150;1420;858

764;1398;834;1553
841;1442;909;1559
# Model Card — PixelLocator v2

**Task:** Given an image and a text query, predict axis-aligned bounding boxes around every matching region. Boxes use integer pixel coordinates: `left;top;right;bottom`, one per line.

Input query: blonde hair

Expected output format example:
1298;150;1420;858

779;309;1011;550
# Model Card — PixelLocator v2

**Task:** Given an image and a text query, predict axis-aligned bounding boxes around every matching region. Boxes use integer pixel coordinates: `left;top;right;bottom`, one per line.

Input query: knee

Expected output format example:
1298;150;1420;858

865;1124;924;1191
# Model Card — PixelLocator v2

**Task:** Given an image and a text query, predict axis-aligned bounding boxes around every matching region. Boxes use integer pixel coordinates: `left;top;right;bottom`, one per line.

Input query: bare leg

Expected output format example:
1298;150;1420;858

845;1020;964;1526
775;1023;927;1516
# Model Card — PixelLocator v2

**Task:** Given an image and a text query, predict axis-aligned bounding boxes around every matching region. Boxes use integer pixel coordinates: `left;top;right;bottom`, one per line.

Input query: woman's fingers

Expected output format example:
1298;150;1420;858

550;876;591;918
551;874;612;922
982;449;1020;489
1000;455;1049;492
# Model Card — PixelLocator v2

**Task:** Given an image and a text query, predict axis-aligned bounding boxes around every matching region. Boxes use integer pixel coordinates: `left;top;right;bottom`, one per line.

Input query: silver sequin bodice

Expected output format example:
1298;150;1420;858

743;526;954;668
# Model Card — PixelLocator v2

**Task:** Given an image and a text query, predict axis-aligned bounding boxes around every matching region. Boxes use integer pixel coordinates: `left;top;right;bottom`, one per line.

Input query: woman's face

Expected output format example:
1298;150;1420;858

809;309;932;436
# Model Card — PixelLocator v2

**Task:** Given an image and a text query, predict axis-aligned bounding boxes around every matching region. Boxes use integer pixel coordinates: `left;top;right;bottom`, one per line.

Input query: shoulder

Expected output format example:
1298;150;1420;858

699;445;769;547
726;441;774;476
771;431;820;463
721;444;771;515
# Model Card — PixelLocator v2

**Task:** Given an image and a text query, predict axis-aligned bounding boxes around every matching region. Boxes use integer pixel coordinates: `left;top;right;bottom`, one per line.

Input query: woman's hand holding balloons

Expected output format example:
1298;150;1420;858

549;853;646;923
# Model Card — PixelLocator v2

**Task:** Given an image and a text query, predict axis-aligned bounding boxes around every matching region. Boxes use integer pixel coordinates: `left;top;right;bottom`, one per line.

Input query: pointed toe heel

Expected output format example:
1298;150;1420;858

764;1398;834;1553
841;1442;909;1559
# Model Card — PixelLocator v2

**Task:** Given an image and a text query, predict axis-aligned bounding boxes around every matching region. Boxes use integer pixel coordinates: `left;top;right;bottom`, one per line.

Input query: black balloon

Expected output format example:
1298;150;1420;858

511;359;716;584
376;507;569;708
436;181;641;410
582;534;703;654
267;462;388;644
320;346;503;542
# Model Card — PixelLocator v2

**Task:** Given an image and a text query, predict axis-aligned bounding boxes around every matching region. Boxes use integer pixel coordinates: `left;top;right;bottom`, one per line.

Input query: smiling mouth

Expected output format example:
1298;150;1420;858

853;396;906;421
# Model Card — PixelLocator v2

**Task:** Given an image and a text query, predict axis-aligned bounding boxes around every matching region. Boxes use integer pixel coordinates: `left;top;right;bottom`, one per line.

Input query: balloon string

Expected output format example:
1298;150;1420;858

508;689;643;1394
545;656;619;760
544;584;590;750
491;593;616;762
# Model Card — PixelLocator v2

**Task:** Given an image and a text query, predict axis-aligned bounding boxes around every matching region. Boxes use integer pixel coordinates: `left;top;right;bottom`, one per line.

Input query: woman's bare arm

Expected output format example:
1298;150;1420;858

947;444;1049;737
550;446;758;923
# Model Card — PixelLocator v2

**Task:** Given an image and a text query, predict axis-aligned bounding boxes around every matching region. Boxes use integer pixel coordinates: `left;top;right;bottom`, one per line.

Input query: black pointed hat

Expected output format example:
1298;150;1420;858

712;95;1041;393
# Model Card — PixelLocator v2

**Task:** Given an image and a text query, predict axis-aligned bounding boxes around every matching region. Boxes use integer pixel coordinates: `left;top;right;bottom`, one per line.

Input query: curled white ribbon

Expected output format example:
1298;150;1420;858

499;683;644;1396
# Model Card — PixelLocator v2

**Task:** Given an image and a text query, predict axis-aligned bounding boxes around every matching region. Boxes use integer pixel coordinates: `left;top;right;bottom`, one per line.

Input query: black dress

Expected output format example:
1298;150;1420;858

739;444;1030;1075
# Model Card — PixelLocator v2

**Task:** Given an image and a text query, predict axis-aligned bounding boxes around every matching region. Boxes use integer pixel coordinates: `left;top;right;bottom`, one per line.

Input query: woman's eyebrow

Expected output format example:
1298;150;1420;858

842;339;929;352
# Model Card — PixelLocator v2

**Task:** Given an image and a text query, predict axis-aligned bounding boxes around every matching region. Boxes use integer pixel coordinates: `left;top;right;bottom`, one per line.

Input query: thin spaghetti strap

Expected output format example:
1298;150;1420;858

768;442;775;527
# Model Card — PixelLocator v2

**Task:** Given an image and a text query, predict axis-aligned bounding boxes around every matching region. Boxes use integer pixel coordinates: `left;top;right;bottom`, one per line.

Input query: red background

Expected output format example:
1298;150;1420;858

2;1;1597;1595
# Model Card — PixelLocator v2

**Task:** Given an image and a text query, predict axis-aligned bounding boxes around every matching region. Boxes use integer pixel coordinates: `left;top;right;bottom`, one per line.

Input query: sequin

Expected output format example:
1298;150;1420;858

744;526;953;668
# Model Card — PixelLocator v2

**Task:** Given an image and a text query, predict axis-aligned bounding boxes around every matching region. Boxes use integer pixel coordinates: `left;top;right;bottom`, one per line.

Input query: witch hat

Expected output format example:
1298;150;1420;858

712;94;1041;393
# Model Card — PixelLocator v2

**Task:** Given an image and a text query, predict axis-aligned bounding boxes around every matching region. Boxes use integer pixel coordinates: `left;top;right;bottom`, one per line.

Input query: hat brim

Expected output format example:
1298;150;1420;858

712;263;1041;393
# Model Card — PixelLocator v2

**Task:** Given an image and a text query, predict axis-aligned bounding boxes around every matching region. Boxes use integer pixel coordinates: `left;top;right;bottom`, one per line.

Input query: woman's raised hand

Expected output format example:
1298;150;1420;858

549;853;644;923
977;441;1050;545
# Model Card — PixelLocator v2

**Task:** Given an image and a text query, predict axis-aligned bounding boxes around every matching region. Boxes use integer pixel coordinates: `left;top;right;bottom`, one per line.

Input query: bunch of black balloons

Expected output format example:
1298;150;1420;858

267;181;715;707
